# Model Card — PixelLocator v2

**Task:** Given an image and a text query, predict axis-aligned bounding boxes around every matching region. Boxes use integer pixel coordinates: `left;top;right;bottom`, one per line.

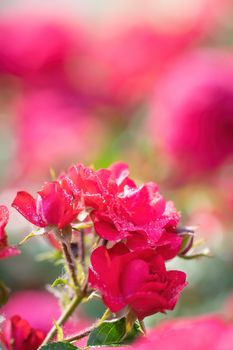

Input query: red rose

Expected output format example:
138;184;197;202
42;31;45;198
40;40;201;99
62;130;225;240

60;163;104;211
88;243;186;319
12;181;82;229
60;162;136;211
0;206;20;259
12;162;182;261
0;315;45;350
92;182;181;259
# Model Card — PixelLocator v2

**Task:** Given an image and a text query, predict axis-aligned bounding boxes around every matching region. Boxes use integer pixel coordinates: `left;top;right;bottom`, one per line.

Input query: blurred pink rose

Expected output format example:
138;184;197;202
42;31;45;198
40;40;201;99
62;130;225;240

1;290;90;336
1;290;60;333
74;24;201;116
149;50;233;179
0;16;86;86
135;315;233;350
12;89;105;182
93;315;233;350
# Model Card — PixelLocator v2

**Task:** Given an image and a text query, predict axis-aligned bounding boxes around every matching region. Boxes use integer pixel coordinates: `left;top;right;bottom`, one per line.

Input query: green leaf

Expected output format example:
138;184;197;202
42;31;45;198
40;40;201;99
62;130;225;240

18;232;38;245
39;342;79;350
181;249;213;259
19;229;45;245
51;278;70;288
87;317;141;347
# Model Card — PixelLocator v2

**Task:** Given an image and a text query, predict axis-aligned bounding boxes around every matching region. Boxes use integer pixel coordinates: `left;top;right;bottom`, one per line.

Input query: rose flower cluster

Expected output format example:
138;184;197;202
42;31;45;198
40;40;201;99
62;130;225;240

11;162;186;322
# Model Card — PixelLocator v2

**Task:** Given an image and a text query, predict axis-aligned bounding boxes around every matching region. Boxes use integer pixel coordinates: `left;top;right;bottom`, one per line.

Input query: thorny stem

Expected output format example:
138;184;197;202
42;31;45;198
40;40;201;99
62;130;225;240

61;241;79;287
63;325;96;343
54;227;79;287
79;229;85;266
39;292;85;347
39;226;111;348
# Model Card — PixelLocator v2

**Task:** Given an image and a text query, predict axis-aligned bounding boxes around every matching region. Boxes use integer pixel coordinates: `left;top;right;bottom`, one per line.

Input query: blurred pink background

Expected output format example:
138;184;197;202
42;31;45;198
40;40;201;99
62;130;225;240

0;0;233;347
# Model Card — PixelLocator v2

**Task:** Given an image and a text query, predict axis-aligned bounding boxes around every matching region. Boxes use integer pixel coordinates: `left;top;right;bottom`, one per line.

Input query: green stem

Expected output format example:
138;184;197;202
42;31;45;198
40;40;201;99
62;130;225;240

63;325;96;343
54;228;79;288
61;241;79;287
39;292;84;347
79;229;85;266
63;308;111;344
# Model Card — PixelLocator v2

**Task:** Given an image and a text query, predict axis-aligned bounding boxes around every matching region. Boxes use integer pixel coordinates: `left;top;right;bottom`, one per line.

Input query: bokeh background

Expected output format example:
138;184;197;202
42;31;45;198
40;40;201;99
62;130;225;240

1;0;233;333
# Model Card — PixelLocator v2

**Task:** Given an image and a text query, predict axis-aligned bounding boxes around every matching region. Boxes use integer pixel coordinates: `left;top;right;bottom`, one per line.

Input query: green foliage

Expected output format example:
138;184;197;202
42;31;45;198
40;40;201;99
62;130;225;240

87;317;141;347
51;278;70;288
